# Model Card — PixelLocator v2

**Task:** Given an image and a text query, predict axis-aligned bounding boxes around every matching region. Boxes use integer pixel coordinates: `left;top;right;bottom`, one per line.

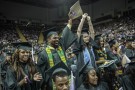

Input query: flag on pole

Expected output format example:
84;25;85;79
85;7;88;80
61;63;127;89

68;0;83;19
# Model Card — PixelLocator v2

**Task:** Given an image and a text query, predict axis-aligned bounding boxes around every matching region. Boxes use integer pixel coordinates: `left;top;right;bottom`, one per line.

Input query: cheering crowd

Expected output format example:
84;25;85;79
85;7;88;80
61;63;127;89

0;12;135;90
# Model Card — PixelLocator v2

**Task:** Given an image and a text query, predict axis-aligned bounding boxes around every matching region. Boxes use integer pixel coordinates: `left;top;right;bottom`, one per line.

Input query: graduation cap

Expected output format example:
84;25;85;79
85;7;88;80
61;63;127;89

98;60;116;68
43;27;58;41
46;61;71;79
94;34;102;41
79;61;94;76
127;56;135;64
127;60;135;66
129;56;135;61
4;49;14;56
108;39;116;47
81;28;89;34
98;60;117;72
68;0;83;19
126;35;135;42
12;42;32;51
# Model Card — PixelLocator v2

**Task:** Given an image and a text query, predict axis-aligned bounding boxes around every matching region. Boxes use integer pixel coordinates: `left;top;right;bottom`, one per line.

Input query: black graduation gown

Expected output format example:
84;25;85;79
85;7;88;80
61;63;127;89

94;47;109;66
6;64;40;90
73;36;97;88
0;55;5;63
77;82;109;90
106;50;121;65
37;26;76;90
1;61;10;72
125;48;135;58
73;36;97;70
1;61;10;88
121;75;135;90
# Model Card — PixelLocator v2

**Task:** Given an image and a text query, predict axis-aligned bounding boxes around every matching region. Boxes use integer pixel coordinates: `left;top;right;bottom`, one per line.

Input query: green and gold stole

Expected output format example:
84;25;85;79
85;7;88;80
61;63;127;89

46;45;68;90
46;45;67;67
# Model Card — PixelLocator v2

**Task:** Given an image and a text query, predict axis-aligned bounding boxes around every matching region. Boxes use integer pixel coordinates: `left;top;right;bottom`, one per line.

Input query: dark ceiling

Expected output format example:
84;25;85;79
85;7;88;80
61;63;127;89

3;0;99;8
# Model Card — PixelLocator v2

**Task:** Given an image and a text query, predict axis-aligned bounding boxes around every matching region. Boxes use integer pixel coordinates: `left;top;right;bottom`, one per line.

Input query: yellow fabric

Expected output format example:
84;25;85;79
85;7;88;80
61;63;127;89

99;57;105;60
16;26;27;42
46;45;67;90
38;31;44;44
46;46;67;67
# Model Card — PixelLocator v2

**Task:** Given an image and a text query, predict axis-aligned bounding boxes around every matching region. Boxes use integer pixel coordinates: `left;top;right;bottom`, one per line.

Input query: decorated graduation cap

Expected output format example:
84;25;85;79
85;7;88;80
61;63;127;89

98;60;116;68
43;27;58;41
98;60;117;72
12;42;32;51
46;61;71;79
79;61;94;76
68;0;83;19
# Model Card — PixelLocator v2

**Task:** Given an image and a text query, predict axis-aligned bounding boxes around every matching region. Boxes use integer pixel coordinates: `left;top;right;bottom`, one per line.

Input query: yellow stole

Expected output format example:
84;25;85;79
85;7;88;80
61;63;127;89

45;45;67;67
46;45;68;90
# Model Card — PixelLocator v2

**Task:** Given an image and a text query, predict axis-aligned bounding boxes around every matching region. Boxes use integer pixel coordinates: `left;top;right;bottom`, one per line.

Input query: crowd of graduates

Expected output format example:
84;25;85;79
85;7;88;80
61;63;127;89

0;12;135;90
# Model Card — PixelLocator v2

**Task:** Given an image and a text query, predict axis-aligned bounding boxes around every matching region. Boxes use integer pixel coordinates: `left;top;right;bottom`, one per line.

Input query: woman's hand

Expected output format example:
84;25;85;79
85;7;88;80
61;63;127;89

33;72;43;82
82;13;88;19
18;76;28;86
87;16;91;21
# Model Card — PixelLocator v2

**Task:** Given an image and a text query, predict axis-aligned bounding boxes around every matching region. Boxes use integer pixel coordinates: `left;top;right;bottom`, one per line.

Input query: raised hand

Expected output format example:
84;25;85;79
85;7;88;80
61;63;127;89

68;19;72;25
33;72;43;81
82;13;88;19
87;16;91;21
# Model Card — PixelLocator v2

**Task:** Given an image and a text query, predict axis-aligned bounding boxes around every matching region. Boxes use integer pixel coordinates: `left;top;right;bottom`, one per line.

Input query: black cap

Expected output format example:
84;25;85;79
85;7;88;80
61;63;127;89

79;61;94;77
126;35;135;42
95;34;102;40
46;61;71;78
127;61;135;66
43;27;58;41
99;60;116;68
82;28;89;34
5;50;14;56
12;42;32;51
126;58;135;68
98;60;116;71
108;39;115;44
129;56;135;61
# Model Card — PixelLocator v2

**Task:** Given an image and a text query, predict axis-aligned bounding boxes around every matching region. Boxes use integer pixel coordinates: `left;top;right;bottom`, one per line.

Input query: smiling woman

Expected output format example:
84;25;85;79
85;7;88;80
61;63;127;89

5;42;43;90
77;61;109;90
